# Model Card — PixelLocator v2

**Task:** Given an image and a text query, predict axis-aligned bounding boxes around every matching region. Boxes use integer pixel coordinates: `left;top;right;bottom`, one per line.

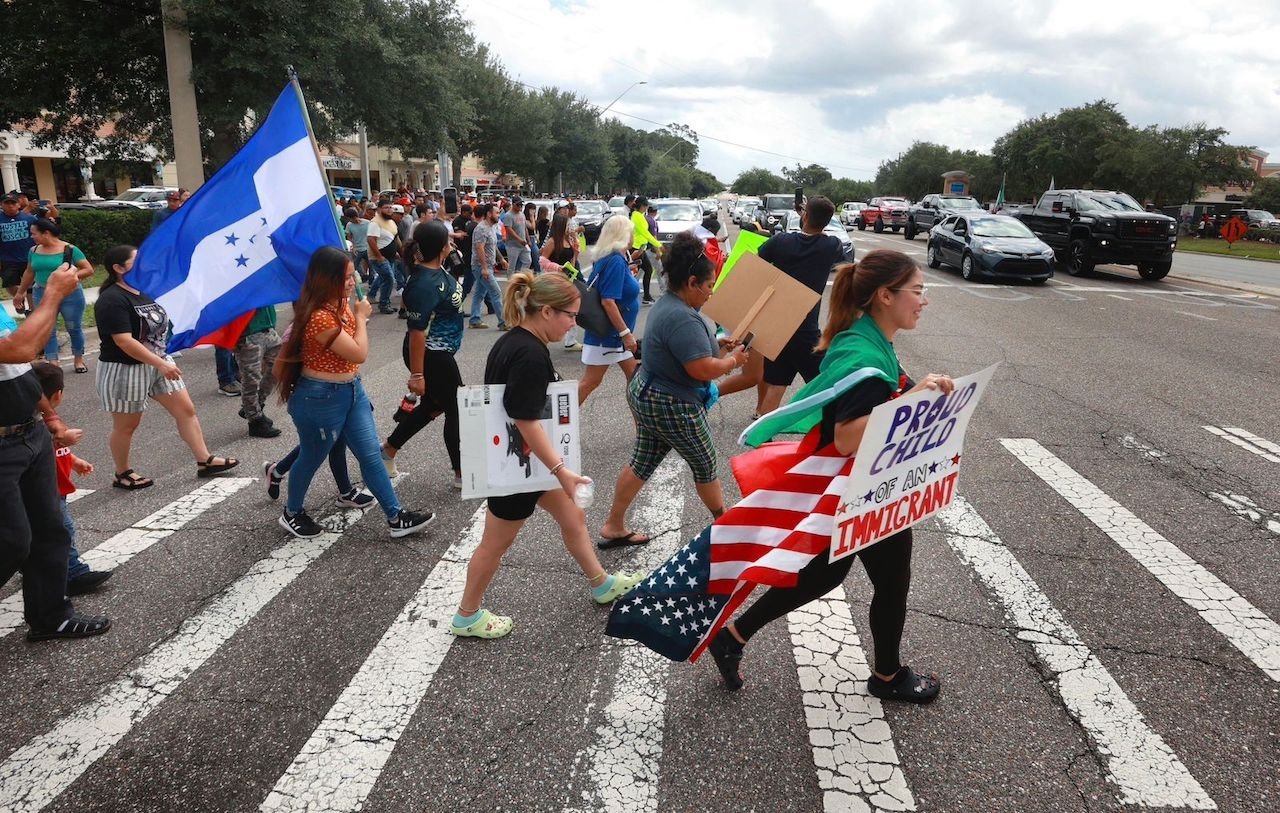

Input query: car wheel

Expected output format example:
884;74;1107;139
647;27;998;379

961;253;980;281
1066;238;1095;276
857;220;866;231
904;222;916;240
1138;261;1171;281
926;243;942;269
873;218;884;234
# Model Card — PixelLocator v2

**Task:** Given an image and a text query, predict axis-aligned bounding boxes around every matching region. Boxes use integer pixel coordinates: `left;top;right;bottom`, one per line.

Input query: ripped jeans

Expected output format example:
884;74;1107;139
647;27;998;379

285;376;401;520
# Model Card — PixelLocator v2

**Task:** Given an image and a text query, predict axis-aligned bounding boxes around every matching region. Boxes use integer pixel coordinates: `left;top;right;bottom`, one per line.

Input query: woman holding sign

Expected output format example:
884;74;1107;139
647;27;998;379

451;271;644;639
709;249;954;703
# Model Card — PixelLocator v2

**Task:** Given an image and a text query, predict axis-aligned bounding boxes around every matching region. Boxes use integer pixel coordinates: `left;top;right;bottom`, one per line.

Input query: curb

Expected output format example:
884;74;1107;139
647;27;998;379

1168;273;1280;299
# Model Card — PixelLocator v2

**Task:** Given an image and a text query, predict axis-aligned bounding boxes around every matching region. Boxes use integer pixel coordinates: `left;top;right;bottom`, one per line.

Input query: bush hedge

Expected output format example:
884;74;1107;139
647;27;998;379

58;209;153;263
1243;227;1280;243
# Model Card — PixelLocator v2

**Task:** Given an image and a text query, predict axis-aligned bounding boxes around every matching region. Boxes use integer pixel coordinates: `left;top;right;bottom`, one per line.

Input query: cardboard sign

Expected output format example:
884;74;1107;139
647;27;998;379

700;252;822;362
713;228;768;292
458;380;581;499
830;364;999;562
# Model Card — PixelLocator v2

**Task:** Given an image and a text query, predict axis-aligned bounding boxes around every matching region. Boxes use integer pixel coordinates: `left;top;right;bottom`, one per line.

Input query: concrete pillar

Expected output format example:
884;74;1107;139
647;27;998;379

161;0;205;190
0;154;18;194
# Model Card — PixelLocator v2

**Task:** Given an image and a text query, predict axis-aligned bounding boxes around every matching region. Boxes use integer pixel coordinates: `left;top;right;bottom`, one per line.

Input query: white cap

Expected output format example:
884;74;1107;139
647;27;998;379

390;204;405;214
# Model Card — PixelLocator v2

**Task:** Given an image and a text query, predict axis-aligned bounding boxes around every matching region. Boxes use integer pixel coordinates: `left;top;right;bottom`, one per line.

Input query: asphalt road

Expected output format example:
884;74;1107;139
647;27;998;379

1;220;1276;813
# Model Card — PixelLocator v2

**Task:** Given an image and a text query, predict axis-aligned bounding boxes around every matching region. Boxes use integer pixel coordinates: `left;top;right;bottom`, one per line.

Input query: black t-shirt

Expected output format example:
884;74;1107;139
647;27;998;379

455;217;476;265
758;231;846;333
817;369;912;448
0;368;43;424
484;326;560;420
94;284;170;364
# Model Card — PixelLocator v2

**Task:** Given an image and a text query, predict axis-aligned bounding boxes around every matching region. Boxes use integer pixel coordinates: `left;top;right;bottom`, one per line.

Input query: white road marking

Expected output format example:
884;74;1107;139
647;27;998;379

789;587;916;813
1120;435;1167;461
1003;438;1280;681
0;477;254;637
563;460;684;813
1107;294;1132;301
0;505;366;813
261;503;487;813
66;488;94;503
1174;310;1217;321
936;499;1216;810
1204;426;1280;463
1207;492;1280;537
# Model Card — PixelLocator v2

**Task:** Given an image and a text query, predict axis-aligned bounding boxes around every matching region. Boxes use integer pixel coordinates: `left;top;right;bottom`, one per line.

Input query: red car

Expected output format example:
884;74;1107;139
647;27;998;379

859;196;911;232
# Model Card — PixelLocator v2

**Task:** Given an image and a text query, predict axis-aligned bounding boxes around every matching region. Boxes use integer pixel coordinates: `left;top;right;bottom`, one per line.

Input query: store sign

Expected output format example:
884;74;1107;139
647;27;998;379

322;155;356;170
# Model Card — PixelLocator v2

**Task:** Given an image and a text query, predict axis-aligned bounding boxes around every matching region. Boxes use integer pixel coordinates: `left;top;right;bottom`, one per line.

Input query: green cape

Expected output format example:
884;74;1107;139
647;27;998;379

738;313;900;448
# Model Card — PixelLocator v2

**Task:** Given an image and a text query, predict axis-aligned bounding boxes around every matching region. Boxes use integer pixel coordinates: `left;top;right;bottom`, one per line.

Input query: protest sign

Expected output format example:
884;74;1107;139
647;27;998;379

701;252;820;362
830;363;999;562
458;380;581;499
713;228;768;291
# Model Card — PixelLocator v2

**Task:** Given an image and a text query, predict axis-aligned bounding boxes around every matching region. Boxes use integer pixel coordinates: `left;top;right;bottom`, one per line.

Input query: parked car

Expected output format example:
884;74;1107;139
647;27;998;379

755;193;799;232
607;196;629;216
1014;189;1177;280
926;214;1054;283
904;194;983;240
1228;208;1280;229
651;199;705;248
330;185;366;201
859;196;910;232
58;185;178;211
839;201;867;226
572;199;611;243
732;198;760;225
782;210;855;262
699;198;718;216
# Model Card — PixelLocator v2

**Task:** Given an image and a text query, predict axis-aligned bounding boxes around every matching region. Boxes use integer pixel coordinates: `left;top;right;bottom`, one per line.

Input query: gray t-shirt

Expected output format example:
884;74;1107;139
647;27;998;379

501;211;528;244
639;292;718;404
472;221;498;270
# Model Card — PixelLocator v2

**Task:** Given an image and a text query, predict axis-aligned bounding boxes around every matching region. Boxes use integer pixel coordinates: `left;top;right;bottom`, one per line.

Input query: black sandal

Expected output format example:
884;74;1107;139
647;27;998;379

197;455;240;478
27;612;112;641
866;666;940;704
708;627;745;691
112;469;154;490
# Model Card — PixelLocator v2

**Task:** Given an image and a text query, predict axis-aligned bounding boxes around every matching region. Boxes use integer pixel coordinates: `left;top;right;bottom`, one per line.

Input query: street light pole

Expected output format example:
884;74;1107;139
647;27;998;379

595;81;647;194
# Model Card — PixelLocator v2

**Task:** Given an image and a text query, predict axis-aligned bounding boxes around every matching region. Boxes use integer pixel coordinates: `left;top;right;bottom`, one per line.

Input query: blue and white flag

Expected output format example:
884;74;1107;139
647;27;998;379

133;81;343;351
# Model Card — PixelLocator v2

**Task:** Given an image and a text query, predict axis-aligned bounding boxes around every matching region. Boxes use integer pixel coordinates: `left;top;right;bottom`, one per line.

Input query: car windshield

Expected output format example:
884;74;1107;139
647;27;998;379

1247;210;1275;219
940;198;981;210
576;201;606;215
971;217;1035;238
1075;192;1143;212
763;196;792;211
114;190;156;202
880;198;908;206
608;197;624;207
654;203;702;221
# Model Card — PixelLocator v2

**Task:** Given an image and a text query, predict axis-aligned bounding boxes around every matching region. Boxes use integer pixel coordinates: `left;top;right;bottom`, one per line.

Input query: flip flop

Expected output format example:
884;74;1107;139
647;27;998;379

596;531;651;550
74;365;89;374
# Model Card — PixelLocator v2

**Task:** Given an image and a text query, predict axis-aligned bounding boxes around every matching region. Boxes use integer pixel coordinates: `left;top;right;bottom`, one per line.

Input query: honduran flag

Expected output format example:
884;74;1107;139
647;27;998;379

132;80;344;352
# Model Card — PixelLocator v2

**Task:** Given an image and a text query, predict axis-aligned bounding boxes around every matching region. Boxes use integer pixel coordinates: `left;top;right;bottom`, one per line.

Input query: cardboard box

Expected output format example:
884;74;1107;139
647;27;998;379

701;252;822;361
458;380;581;499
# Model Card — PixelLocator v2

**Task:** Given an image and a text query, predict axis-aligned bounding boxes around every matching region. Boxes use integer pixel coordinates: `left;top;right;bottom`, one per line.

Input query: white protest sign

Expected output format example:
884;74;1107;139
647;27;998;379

458;380;581;499
830;363;999;562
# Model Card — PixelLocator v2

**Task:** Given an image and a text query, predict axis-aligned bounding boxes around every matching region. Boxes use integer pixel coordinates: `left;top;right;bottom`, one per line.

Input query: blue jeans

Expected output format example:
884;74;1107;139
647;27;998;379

215;346;239;386
32;285;86;360
352;250;370;282
60;497;89;579
368;258;394;308
468;265;504;326
393;259;407;290
275;436;355;494
286;377;401;520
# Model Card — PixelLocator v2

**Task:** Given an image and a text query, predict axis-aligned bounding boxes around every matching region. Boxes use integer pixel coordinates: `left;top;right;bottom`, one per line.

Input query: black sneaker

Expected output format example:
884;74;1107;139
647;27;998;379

67;569;114;596
335;488;375;509
279;509;323;539
248;415;282;438
27;612;111;641
264;461;283;500
708;627;745;691
388;509;435;538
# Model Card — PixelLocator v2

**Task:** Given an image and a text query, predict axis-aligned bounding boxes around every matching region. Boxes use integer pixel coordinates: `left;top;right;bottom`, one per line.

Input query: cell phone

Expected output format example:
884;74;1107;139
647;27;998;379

741;331;755;350
794;188;804;213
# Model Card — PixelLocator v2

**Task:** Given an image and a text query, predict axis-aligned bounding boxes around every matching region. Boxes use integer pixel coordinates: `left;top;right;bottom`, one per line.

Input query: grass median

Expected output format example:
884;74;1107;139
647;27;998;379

1176;239;1280;262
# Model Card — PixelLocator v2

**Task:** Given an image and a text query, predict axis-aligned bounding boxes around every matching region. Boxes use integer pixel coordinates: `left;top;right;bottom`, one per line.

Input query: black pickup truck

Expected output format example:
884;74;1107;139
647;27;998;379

1015;190;1177;280
904;194;983;240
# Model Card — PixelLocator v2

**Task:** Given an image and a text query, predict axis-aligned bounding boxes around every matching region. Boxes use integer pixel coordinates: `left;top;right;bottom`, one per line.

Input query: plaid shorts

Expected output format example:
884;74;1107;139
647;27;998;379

626;376;717;483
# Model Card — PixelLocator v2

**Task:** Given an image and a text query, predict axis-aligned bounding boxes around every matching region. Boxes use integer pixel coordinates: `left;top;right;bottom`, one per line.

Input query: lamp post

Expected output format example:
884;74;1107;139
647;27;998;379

594;81;647;194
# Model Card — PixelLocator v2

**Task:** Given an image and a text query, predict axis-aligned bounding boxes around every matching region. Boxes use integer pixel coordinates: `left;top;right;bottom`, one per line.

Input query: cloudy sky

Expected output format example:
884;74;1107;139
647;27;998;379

460;0;1280;185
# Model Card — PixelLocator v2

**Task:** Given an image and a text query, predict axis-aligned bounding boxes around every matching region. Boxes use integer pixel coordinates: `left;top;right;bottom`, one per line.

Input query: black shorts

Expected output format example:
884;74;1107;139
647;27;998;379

763;328;823;387
1;262;26;288
488;490;545;522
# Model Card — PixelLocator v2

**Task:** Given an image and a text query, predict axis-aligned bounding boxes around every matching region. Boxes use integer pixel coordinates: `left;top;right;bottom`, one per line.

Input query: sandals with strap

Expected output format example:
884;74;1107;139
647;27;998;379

197;455;240;478
866;666;941;704
27;612;112;641
450;609;513;639
112;469;154;490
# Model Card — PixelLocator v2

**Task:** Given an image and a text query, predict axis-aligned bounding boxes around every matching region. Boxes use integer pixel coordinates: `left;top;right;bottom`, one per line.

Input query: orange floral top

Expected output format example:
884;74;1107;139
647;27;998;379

302;303;359;375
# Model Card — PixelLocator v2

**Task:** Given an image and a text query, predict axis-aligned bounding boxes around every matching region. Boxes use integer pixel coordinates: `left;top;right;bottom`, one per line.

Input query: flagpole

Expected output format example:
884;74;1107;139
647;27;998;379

287;65;346;246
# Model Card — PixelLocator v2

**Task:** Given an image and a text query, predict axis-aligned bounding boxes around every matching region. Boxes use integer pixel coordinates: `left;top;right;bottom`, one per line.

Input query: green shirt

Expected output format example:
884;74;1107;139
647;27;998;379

29;245;86;286
245;306;278;335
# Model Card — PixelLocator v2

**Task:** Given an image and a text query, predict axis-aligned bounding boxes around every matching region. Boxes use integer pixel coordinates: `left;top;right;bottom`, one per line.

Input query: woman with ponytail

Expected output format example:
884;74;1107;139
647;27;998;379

711;249;954;703
451;271;643;639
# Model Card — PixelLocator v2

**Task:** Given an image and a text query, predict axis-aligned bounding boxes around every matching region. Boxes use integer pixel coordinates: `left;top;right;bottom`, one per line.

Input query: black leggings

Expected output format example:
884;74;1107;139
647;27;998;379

733;529;913;676
386;349;462;472
638;250;654;299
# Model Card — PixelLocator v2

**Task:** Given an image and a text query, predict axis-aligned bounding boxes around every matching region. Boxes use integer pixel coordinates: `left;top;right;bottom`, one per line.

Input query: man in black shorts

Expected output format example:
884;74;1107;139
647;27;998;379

756;196;846;415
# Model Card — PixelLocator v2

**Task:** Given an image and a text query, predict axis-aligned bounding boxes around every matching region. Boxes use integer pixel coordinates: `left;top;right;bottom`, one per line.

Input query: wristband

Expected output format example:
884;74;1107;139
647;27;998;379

617;328;631;338
409;373;424;379
549;460;566;476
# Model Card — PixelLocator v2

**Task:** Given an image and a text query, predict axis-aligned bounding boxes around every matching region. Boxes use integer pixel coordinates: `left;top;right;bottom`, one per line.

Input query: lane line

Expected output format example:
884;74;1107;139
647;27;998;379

788;587;916;813
936;499;1216;810
0;477;255;637
1107;294;1133;301
1207;492;1280;537
1174;310;1217;321
1120;435;1167;462
563;460;684;813
1003;438;1280;681
0;504;367;813
1204;426;1280;464
261;503;487;813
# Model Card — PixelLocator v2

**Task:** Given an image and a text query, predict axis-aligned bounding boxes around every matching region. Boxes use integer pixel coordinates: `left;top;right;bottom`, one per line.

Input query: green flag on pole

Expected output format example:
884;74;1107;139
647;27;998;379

994;172;1006;211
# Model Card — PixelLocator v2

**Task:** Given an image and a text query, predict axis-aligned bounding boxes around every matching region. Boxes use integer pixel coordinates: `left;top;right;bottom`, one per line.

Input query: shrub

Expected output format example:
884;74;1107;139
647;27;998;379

1243;227;1280;243
58;209;153;264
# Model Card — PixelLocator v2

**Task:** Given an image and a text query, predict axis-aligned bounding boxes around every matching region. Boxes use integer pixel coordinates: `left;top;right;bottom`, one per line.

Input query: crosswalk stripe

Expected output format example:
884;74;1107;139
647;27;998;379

937;498;1216;810
0;504;364;813
788;586;916;813
1207;491;1280;536
1204;426;1280;463
1002;438;1280;681
66;488;94;503
563;461;685;813
260;504;488;812
0;477;254;638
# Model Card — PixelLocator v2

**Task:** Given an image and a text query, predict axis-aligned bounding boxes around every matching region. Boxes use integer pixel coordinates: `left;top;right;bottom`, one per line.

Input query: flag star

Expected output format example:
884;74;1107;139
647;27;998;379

673;607;685;619
647;578;657;588
665;597;677;608
658;565;668;574
249;235;256;244
660;615;671;625
675;564;687;575
618;604;631;613
640;605;653;616
679;624;689;635
234;254;249;267
686;552;698;563
687;577;698;587
665;577;676;587
224;232;239;245
260;216;268;226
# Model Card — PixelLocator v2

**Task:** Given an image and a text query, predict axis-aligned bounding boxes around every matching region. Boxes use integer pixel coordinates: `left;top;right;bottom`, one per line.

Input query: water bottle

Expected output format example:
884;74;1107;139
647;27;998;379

574;477;595;510
392;391;418;423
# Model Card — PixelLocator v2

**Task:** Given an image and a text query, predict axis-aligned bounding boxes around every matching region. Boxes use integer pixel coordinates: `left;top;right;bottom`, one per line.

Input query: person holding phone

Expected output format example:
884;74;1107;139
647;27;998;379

15;219;93;372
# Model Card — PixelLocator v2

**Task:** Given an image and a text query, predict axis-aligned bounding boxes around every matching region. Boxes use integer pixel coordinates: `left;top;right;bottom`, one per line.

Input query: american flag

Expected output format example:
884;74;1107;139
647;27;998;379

606;432;854;662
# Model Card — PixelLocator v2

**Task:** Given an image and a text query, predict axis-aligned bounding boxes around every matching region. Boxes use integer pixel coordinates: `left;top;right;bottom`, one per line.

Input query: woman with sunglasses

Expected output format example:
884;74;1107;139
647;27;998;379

596;231;749;549
709;249;952;703
451;271;643;639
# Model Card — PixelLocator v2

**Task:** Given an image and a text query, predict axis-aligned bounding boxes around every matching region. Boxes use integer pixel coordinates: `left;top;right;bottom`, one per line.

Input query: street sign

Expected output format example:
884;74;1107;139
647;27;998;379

1221;216;1247;244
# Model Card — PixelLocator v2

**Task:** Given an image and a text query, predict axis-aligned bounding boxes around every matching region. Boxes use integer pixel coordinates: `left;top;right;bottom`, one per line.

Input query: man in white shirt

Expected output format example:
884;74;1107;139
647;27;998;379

366;200;401;314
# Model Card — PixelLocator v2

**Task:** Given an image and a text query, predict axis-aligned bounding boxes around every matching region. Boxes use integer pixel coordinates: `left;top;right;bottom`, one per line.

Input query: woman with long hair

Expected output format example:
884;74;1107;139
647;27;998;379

92;244;238;489
380;220;466;486
451;271;643;639
274;246;434;539
577;213;641;404
15;219;93;372
540;211;582;350
709;249;952;703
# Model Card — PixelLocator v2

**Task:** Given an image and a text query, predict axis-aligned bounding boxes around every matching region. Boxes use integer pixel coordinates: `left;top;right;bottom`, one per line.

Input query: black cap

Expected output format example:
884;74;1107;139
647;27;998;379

1;192;18;203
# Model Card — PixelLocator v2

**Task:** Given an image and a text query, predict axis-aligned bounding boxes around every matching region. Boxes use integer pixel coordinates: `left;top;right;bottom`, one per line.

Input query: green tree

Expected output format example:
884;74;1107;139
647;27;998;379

731;167;787;195
814;177;874;203
644;155;692;197
874;142;955;199
602;120;652;192
688;168;723;198
648;124;699;166
1245;177;1280;213
783;163;833;190
992;100;1131;199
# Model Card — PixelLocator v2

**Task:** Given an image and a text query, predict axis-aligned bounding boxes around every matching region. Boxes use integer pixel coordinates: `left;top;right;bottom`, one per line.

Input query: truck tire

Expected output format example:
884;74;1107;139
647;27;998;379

857;220;866;231
1138;261;1171;281
874;218;884;234
904;221;916;240
1067;238;1095;277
